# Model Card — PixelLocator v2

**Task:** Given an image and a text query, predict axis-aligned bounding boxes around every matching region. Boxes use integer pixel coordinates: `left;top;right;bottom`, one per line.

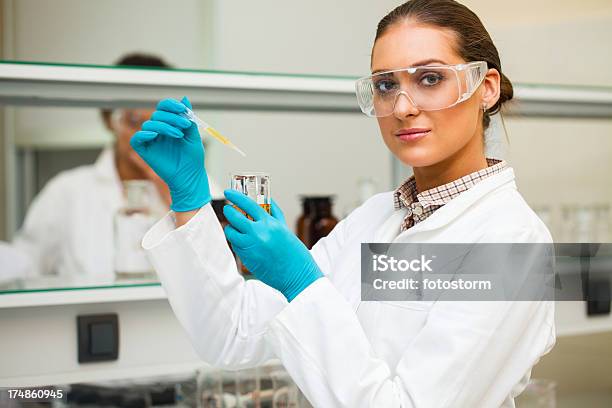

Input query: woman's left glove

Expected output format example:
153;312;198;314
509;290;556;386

223;189;323;302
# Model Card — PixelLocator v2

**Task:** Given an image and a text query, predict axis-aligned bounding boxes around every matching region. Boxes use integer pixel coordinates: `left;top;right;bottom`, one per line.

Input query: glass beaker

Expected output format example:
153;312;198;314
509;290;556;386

230;172;271;218
230;172;271;276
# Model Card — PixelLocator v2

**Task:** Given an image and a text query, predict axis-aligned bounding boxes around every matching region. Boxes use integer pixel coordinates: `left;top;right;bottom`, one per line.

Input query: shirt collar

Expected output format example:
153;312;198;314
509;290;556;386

394;158;507;211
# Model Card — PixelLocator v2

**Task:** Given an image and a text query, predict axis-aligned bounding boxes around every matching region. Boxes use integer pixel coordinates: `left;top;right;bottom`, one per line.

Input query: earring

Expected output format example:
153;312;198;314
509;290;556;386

482;104;488;114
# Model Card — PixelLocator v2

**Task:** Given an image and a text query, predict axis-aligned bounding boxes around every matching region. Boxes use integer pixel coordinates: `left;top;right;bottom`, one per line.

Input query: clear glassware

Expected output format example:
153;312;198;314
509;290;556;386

573;205;596;243
560;205;576;243
269;367;299;408
230;172;271;276
174;374;199;407
197;368;228;408
230;172;271;217
515;378;557;407
594;204;611;243
114;180;157;280
234;367;261;408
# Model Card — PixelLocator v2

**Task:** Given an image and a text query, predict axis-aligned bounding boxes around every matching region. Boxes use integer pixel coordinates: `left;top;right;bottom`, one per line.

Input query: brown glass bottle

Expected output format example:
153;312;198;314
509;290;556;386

296;196;313;245
306;196;338;249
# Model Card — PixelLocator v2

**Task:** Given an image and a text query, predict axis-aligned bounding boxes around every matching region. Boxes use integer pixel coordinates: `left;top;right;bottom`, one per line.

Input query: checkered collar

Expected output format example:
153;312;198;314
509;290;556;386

393;158;507;212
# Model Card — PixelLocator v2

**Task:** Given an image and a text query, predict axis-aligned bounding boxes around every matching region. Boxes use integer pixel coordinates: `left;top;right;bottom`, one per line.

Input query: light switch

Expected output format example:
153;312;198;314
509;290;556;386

77;314;119;363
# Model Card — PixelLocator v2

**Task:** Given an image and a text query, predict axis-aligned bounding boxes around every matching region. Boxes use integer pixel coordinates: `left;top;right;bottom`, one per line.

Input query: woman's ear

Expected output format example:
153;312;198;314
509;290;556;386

481;68;501;110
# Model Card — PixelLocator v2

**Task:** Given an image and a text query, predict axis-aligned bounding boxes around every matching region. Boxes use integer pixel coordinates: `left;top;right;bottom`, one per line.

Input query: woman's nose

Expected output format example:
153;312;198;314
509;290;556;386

393;91;420;119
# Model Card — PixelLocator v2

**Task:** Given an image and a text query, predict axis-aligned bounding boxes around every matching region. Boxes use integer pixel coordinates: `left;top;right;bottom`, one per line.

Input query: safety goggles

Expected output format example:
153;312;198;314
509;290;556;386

355;61;487;117
111;109;150;131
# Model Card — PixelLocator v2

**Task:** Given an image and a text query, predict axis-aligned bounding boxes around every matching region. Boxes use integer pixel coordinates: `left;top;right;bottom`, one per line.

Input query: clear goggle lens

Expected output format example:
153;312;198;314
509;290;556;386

355;61;487;117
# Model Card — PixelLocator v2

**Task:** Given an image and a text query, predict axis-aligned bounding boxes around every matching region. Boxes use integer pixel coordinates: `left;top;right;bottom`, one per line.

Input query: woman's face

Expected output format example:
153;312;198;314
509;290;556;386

371;21;499;168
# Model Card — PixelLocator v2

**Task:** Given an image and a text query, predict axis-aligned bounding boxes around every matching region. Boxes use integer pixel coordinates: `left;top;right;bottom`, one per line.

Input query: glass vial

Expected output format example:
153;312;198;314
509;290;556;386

114;180;157;279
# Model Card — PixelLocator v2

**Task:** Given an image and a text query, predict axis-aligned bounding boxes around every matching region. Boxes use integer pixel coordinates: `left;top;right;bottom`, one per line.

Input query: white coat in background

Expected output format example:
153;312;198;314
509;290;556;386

143;166;555;408
11;147;222;279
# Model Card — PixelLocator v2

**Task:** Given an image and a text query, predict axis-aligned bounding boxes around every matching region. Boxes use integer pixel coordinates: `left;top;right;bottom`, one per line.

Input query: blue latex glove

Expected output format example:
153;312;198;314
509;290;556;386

223;189;323;302
130;97;211;212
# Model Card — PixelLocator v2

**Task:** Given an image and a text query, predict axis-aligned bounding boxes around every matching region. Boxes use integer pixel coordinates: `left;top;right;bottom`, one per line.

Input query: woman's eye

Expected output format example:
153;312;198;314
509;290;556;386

420;73;444;86
374;80;398;94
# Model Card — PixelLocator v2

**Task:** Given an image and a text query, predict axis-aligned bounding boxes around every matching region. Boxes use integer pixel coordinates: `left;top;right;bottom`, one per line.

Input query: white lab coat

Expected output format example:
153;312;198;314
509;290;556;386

11;147;222;279
142;166;556;408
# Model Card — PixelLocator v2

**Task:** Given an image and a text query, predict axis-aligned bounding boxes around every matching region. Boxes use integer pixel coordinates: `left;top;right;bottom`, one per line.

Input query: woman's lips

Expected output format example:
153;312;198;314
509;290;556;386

395;129;431;142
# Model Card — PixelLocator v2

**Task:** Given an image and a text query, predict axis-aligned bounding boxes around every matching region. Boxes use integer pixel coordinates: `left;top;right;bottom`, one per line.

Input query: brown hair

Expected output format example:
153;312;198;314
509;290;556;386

374;0;513;130
100;53;172;126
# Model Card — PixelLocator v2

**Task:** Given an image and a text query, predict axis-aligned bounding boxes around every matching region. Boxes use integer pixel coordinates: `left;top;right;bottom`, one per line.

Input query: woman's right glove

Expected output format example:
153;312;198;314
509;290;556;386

130;97;211;212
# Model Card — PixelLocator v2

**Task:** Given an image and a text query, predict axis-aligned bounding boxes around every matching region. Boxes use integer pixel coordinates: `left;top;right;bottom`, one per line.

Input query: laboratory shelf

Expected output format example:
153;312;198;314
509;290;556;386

0;274;258;308
1;61;612;117
0;284;165;309
0;61;357;113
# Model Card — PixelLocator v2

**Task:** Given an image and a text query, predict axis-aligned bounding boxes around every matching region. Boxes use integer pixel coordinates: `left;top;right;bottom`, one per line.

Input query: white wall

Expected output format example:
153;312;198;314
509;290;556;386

10;0;214;149
12;0;212;67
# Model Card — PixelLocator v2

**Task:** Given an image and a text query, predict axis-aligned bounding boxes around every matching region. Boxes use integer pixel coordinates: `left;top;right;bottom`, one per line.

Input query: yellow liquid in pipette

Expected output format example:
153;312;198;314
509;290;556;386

204;126;246;157
205;126;229;144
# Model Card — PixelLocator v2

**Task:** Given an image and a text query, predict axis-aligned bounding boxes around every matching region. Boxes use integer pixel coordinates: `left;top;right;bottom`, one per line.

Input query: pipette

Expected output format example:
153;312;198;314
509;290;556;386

181;108;247;157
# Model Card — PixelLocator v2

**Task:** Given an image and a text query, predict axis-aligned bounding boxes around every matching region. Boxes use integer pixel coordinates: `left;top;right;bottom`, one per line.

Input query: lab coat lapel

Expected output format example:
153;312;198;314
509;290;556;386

375;167;516;242
373;209;408;242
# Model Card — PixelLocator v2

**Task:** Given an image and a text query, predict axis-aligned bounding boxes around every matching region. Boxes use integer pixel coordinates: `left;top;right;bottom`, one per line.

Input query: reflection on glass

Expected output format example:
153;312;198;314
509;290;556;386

114;180;157;280
4;105;169;294
1;54;180;294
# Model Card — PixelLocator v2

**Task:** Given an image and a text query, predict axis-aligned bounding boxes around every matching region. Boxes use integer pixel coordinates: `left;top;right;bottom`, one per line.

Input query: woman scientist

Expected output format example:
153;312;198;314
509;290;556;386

133;0;555;406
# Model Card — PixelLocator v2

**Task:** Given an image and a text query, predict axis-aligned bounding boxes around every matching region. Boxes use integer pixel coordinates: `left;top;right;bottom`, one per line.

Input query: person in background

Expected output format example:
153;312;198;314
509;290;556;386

11;53;221;280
